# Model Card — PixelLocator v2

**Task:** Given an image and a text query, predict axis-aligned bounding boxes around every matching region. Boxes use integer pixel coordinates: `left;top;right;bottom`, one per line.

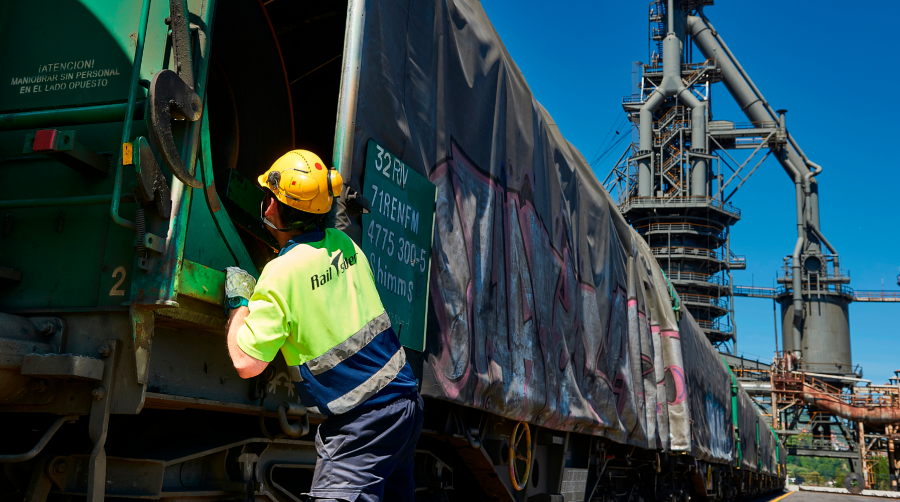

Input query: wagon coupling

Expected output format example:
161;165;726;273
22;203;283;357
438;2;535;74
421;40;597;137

277;401;310;438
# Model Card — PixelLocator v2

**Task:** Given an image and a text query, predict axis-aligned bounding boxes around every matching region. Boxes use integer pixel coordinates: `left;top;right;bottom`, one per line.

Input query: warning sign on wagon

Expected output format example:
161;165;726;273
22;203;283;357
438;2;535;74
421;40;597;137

362;140;437;352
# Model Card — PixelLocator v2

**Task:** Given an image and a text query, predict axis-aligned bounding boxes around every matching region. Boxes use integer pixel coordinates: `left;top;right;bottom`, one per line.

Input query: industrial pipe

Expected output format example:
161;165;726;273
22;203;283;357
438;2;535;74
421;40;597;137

803;158;823;231
639;92;665;197
686;15;824;251
0;415;78;462
277;402;310;438
798;160;821;249
698;12;824;192
809;225;838;256
739;382;772;395
803;171;813;233
801;391;900;425
688;16;806;167
796;371;871;384
333;0;367;180
667;0;673;29
110;0;153;232
802;161;821;194
782;151;804;360
778;276;849;284
800;155;840;255
783;157;805;323
686;16;782;143
778;111;825;266
638;0;707;197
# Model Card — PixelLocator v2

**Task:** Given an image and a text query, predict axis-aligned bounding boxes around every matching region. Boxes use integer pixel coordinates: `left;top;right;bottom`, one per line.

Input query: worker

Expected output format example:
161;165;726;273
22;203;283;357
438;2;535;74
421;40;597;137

223;150;423;502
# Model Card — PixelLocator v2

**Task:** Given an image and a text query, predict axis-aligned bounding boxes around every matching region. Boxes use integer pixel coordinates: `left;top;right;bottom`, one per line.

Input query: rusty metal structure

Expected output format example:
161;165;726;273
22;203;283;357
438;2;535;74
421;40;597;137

723;356;900;493
730;287;900;492
776;361;900;492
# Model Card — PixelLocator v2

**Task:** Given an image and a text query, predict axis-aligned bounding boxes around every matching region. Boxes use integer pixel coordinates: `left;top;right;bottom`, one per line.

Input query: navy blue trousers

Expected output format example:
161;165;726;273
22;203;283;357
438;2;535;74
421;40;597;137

307;391;424;502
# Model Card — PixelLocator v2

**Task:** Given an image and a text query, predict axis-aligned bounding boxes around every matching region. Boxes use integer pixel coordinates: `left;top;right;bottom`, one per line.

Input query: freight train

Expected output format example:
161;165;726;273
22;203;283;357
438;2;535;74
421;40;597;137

0;0;785;500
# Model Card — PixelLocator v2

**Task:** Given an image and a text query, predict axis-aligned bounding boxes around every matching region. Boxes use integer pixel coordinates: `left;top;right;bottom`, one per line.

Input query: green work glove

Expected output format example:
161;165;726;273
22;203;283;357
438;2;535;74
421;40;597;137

225;267;256;310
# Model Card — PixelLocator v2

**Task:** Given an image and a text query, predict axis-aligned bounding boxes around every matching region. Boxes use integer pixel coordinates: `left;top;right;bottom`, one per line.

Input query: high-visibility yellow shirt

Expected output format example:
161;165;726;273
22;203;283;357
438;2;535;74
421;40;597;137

237;228;416;415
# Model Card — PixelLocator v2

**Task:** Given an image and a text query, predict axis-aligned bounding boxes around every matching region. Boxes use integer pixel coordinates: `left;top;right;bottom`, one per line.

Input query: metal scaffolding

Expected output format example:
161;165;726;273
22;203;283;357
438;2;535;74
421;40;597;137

605;0;762;352
729;355;900;491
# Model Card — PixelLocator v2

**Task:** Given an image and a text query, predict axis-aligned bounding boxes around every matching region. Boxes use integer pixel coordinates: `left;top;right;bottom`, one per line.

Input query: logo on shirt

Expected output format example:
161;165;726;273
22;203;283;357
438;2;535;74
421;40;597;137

310;250;358;290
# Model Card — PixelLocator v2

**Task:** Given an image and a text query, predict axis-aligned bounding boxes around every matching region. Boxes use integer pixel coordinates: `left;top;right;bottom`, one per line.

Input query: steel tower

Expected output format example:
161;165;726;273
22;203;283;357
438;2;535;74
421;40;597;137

608;0;744;351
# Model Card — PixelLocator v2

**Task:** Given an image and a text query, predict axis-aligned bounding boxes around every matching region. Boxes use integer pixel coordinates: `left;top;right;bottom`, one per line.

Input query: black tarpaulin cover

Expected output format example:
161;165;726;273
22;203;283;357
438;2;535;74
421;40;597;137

759;419;778;474
678;314;735;462
337;0;742;462
737;382;760;471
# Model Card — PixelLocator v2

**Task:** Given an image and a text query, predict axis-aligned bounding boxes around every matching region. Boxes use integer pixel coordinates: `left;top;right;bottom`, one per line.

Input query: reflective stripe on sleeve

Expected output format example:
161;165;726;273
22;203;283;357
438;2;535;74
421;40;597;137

325;346;407;415
305;311;392;376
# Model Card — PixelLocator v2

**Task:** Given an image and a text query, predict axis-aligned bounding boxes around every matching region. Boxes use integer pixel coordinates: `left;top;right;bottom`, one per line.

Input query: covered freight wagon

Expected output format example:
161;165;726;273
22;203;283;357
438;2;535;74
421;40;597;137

0;0;784;500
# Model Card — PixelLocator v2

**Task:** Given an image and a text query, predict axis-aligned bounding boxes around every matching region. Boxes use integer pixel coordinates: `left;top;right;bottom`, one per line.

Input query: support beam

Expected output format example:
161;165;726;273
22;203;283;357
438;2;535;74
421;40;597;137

87;341;119;502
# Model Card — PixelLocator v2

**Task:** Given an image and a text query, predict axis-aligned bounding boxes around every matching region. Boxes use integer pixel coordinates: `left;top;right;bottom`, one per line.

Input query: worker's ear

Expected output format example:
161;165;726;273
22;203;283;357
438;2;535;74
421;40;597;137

264;193;282;228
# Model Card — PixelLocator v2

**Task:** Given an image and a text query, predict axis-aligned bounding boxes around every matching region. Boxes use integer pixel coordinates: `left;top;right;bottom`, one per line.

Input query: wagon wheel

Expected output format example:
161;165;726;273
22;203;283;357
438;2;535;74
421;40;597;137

508;421;532;491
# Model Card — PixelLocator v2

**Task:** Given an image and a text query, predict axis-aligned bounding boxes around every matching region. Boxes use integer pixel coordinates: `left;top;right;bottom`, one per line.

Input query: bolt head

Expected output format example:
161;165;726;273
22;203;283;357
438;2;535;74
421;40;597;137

28;379;48;394
98;345;111;357
39;323;56;337
54;460;67;473
92;387;106;400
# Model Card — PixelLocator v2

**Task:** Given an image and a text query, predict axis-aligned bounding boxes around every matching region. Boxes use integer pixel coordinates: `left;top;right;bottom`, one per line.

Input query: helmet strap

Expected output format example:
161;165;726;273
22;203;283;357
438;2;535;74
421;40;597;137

261;215;295;233
261;215;321;234
260;191;323;233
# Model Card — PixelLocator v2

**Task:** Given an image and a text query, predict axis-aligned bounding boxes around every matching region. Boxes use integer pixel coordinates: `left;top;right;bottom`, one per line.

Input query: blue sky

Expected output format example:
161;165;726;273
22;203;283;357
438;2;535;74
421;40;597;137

480;1;900;384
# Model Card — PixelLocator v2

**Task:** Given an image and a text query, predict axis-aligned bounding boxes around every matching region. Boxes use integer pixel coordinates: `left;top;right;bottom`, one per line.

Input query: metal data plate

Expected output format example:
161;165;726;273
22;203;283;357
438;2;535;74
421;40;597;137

361;140;437;352
560;468;589;502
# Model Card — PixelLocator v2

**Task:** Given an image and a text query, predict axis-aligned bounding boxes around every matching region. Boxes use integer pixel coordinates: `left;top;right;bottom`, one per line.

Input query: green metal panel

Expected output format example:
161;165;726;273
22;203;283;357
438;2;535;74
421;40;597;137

216;168;277;250
0;0;173;113
177;259;225;305
195;106;258;276
220;169;263;217
0;0;257;314
0;0;345;427
0;2;133;112
1;0;152;311
361;140;437;351
125;0;246;309
0;121;140;310
0;102;144;132
182;172;240;273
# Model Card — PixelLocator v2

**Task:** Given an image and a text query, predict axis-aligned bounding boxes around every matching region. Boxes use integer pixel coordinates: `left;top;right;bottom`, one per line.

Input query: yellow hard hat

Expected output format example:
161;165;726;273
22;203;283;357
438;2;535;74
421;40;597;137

257;150;343;215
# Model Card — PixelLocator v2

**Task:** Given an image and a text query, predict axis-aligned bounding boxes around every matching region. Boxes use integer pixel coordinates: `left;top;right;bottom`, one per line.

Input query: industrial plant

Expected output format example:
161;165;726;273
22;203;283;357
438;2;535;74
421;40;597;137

604;0;900;493
0;0;897;500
